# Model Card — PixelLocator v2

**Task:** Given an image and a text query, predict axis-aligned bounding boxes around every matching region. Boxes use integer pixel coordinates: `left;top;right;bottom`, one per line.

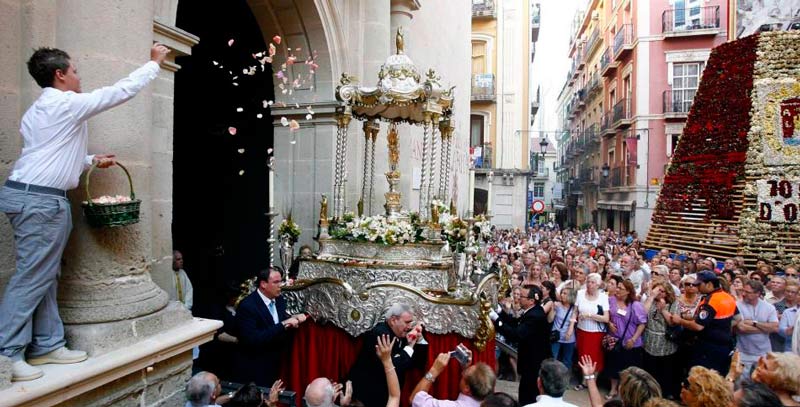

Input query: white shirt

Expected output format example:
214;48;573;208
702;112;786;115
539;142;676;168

256;289;279;324
575;289;609;332
168;269;193;310
525;395;578;407
10;61;160;190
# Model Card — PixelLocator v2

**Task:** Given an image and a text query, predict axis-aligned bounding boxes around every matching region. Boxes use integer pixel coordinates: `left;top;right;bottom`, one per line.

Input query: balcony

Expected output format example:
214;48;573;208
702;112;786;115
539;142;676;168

587;73;601;98
471;73;495;102
601;111;614;136
471;143;493;169
531;3;541;42
580;168;597;185
611;167;622;187
530;87;541;125
613;24;634;60
662;6;720;37
532;168;550;178
600;48;618;77
584;29;601;59
576;88;587;110
472;0;496;19
612;98;632;128
587;124;601;144
662;89;694;119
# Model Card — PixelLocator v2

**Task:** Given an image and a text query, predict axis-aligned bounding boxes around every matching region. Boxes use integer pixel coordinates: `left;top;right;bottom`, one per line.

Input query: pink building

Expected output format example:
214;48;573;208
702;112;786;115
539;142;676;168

557;0;729;236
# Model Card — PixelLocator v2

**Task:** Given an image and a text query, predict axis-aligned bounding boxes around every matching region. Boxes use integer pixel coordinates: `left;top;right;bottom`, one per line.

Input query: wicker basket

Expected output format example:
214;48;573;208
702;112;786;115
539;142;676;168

81;162;141;228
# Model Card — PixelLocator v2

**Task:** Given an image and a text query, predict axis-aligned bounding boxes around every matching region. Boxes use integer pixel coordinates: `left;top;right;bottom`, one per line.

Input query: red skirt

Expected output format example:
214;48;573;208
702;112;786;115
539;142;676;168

577;329;605;374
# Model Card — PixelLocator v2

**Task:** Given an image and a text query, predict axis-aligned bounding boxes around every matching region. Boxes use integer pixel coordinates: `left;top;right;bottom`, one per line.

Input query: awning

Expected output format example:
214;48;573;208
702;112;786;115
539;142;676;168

597;200;635;211
553;204;567;210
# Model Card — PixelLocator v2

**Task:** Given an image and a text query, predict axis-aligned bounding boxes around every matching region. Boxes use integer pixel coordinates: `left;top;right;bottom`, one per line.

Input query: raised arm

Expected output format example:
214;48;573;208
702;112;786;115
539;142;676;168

375;335;400;407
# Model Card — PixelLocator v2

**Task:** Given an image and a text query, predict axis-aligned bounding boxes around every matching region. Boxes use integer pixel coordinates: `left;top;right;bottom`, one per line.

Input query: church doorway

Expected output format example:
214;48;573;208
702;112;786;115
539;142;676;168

174;0;274;315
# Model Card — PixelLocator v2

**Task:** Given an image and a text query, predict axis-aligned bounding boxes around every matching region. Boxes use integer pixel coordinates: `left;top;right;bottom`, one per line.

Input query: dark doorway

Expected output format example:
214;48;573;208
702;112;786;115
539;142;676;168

475;188;488;215
174;1;274;313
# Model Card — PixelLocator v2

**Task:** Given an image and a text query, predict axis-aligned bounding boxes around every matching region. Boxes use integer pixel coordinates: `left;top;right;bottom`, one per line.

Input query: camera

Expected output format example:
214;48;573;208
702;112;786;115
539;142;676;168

279;389;297;405
449;343;470;366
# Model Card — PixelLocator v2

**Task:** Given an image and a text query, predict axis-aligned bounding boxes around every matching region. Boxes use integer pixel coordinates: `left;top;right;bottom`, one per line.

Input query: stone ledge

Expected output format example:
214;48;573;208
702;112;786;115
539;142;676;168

0;317;221;407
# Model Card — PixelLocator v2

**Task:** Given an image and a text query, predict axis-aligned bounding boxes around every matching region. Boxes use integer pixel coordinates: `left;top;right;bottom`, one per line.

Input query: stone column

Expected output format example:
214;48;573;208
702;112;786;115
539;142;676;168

390;0;421;49
49;0;191;355
363;0;391;80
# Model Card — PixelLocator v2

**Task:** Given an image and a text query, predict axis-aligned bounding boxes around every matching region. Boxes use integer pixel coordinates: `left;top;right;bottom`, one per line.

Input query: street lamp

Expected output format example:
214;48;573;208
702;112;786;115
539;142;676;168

601;163;610;178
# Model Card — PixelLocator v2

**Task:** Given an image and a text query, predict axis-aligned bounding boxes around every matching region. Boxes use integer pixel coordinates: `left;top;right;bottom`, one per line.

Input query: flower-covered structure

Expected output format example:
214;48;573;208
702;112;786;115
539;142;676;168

647;31;800;268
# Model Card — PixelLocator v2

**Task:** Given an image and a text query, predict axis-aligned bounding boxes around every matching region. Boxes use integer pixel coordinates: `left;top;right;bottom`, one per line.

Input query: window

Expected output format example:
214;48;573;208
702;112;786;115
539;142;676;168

533;182;545;198
671;62;703;113
668;134;681;156
472;41;487;75
470;114;484;147
672;0;701;30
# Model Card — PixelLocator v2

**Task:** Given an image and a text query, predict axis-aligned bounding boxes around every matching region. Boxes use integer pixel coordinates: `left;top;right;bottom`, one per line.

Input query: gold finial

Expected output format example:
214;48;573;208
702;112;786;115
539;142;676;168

396;27;405;54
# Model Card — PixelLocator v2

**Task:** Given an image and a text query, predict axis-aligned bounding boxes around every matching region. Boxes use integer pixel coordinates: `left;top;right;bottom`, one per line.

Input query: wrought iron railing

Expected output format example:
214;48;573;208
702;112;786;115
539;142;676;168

472;0;496;18
663;89;695;114
613;24;634;57
612;98;630;124
471;74;495;101
662;6;720;34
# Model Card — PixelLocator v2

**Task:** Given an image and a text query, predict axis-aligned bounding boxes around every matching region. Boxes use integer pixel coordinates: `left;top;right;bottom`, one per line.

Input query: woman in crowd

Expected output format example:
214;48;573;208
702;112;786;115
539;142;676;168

731;275;748;302
642;282;681;399
541;280;557;323
524;263;545;287
750;352;800;406
605;275;623;298
680;366;733;407
606;280;647;400
551;287;577;369
551;262;568;293
573;273;609;391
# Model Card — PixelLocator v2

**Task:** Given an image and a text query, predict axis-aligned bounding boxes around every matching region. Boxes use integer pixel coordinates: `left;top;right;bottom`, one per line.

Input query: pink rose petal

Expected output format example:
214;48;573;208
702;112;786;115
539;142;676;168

289;120;300;131
228;127;237;135
228;39;235;47
272;35;282;45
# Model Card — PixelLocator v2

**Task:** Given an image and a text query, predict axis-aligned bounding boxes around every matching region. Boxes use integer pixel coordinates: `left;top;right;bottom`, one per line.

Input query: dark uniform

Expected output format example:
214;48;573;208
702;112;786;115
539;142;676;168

689;288;737;375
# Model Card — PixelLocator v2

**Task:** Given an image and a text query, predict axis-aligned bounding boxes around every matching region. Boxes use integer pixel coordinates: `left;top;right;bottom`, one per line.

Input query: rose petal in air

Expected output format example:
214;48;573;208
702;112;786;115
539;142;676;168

212;61;219;66
273;35;282;44
228;127;237;135
236;107;244;112
238;149;245;154
280;117;289;126
257;113;263;119
289;120;300;131
269;43;277;56
267;148;274;154
306;114;313;120
239;170;245;176
228;39;235;46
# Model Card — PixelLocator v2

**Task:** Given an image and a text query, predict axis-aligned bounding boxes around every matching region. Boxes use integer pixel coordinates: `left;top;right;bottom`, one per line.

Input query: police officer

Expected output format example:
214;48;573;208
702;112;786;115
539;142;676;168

669;270;737;376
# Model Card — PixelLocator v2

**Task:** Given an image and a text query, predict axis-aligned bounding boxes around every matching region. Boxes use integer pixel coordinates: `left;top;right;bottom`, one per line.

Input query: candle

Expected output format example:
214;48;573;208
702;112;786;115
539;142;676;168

468;169;475;216
269;167;274;209
487;175;493;216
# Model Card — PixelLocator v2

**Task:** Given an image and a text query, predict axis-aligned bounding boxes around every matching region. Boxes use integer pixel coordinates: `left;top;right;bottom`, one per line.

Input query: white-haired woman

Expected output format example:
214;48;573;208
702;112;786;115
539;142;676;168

573;272;610;390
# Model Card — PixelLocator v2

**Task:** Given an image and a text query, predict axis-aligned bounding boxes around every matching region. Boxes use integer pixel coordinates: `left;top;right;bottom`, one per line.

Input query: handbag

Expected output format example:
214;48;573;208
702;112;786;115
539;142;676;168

550;305;574;343
666;324;684;343
603;305;633;352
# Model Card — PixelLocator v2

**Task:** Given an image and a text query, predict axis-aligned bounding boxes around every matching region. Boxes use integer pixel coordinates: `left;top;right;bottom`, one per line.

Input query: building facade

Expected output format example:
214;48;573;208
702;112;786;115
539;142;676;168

470;0;544;228
556;0;729;236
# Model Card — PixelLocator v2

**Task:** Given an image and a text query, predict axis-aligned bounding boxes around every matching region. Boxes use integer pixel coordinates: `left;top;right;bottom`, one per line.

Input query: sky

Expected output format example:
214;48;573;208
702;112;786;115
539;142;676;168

532;0;585;147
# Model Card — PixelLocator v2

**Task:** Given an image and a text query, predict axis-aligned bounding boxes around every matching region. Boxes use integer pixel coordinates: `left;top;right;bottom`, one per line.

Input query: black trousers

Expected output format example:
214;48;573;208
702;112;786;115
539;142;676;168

644;351;678;398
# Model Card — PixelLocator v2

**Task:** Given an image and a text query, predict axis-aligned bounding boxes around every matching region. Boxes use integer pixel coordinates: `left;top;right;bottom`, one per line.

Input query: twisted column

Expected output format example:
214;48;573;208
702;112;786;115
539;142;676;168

368;126;378;215
438;119;453;200
429;114;440;202
360;121;372;216
333;111;352;219
419;113;432;220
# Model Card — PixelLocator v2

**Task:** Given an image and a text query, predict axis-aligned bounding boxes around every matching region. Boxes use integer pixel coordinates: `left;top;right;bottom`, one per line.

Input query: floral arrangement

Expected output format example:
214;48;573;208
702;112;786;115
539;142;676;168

473;214;493;242
329;213;424;245
278;215;302;244
443;216;469;253
91;195;132;205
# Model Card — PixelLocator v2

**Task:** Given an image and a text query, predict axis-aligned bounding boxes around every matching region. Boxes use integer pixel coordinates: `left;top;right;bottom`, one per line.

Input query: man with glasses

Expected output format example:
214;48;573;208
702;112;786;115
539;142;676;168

669;270;737;375
734;280;778;375
784;265;799;281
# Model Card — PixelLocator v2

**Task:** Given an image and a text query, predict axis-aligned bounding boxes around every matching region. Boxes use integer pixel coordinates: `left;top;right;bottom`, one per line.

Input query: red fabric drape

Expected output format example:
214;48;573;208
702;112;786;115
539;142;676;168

281;320;496;407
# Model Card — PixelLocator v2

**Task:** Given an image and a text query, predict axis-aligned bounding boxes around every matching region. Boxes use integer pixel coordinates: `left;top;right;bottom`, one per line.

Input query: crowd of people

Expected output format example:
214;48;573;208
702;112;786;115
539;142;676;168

182;224;800;407
485;225;800;406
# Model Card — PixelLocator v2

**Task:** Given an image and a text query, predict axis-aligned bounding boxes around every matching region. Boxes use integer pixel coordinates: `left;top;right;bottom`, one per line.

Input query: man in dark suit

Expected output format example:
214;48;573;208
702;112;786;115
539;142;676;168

348;303;427;407
234;268;307;386
492;285;552;405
